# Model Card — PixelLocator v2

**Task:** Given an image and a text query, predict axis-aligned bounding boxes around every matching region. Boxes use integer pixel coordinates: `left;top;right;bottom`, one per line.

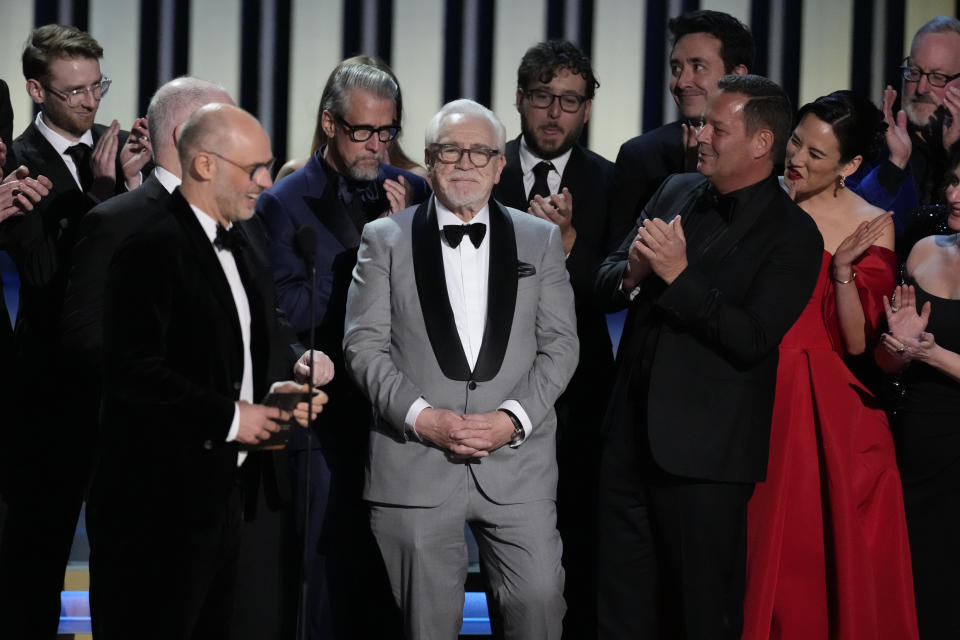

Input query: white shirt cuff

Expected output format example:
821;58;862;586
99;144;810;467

499;400;532;446
226;402;240;442
405;397;432;440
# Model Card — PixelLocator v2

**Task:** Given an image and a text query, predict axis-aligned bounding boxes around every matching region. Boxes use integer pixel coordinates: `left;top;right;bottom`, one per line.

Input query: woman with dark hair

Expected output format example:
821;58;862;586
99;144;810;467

742;91;919;639
877;143;960;638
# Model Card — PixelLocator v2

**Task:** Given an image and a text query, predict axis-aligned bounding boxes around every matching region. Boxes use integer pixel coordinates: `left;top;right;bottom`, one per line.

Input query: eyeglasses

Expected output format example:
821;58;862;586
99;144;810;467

335;115;400;143
43;76;111;107
900;58;960;88
430;144;500;168
203;150;275;180
522;88;587;113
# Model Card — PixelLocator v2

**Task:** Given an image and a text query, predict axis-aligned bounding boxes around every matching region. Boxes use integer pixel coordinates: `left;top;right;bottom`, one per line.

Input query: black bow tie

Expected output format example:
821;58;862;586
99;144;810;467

214;224;245;253
697;186;736;223
442;223;486;248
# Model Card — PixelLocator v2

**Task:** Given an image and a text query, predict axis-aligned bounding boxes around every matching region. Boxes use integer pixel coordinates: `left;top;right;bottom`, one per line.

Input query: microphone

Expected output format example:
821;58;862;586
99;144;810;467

293;225;317;270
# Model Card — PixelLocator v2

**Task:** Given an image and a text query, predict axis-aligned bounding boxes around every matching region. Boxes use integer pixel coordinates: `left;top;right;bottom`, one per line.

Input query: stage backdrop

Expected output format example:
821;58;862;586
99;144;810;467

0;0;955;170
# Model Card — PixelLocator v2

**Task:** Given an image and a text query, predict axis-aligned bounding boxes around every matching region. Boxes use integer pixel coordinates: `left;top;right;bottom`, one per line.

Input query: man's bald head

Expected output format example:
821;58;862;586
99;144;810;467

146;76;232;172
178;103;273;225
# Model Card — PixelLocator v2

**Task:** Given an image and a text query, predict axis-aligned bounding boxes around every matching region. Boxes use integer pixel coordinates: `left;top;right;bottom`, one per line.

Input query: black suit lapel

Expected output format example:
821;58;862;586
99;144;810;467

235;223;269;399
412;198;472;380
472;200;517;382
496;138;529;208
170;190;246;362
699;178;777;265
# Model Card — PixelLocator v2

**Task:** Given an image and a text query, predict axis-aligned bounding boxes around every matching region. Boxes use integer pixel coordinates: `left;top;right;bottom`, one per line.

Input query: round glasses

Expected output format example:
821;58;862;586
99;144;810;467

430;144;500;168
44;76;112;107
203;150;275;180
900;58;960;88
523;88;587;113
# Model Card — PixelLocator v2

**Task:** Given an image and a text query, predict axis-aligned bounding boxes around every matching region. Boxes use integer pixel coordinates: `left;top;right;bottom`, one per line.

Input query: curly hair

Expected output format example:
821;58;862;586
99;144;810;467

516;40;599;99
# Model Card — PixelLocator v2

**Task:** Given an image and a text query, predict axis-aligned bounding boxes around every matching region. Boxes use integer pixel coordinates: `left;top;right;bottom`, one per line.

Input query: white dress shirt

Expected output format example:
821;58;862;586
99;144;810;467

518;135;571;198
190;205;253;465
34;112;94;191
404;200;532;445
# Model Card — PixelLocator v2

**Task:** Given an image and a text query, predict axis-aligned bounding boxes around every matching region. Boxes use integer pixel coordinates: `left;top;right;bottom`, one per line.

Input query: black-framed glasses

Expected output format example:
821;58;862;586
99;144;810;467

203;149;275;180
334;115;400;143
900;58;960;88
522;88;587;113
43;75;111;107
430;144;500;168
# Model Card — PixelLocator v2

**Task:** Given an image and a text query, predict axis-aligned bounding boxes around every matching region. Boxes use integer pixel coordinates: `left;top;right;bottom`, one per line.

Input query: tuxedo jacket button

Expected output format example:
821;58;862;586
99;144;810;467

468;381;477;390
233;381;241;390
203;440;214;450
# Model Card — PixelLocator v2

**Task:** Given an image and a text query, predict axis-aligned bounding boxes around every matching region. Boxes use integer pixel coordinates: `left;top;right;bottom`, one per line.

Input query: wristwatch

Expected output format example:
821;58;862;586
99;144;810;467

499;409;525;446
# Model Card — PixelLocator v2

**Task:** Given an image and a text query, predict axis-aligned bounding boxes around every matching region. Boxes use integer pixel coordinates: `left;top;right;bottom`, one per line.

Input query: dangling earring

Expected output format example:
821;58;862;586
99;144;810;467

839;174;846;189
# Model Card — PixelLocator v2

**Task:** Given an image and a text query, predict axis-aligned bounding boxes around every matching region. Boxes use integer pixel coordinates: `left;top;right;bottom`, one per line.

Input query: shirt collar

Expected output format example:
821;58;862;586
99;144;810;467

518;135;572;179
34;111;94;154
154;166;181;194
189;203;231;245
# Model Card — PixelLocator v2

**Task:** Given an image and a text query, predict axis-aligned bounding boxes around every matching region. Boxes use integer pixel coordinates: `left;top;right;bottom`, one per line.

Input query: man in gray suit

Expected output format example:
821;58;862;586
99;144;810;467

343;99;578;640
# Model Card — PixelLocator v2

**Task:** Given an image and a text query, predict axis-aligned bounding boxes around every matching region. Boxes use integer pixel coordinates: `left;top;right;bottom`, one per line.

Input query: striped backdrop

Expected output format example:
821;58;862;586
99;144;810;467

0;0;957;167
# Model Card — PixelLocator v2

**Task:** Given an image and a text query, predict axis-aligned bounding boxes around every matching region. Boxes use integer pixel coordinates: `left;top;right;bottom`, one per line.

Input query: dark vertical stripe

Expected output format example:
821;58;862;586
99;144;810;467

750;0;770;76
851;0;874;96
442;0;463;103
73;0;89;32
578;0;595;149
680;0;698;13
474;1;494;106
272;0;291;167
642;1;667;132
173;0;190;77
577;0;594;53
547;0;564;40
35;0;58;26
377;0;393;65
342;0;362;57
240;0;260;113
138;0;160;117
884;0;906;94
780;0;802;112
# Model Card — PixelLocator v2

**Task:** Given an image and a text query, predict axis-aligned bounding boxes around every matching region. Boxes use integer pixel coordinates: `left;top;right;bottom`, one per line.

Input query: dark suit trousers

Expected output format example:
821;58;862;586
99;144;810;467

89;485;242;640
596;414;753;640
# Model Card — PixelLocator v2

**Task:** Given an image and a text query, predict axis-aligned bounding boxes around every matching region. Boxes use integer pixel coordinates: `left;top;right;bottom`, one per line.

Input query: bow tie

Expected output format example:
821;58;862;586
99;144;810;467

697;185;736;223
442;223;486;248
214;224;245;253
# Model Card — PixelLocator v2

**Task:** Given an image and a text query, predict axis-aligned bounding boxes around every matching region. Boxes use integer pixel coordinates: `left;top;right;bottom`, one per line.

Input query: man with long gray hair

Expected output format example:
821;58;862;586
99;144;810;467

256;59;429;638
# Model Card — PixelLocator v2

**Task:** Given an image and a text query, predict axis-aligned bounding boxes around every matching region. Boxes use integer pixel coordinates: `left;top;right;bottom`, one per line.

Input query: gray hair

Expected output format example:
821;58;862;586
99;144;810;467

424;99;506;153
911;16;960;53
321;62;399;120
147;76;232;156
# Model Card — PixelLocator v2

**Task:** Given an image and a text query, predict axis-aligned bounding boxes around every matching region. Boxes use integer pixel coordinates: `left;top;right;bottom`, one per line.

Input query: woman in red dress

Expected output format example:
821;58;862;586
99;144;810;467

742;90;918;640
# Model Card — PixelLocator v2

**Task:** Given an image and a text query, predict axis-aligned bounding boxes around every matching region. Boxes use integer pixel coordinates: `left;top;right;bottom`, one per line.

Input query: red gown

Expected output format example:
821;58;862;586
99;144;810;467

742;247;918;640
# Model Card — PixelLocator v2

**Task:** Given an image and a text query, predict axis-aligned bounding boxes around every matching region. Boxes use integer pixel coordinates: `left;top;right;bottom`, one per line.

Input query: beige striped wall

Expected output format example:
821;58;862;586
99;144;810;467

0;0;955;166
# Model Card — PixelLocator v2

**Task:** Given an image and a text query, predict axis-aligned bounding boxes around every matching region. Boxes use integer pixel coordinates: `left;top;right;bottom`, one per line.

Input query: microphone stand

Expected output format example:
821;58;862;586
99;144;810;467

297;253;317;640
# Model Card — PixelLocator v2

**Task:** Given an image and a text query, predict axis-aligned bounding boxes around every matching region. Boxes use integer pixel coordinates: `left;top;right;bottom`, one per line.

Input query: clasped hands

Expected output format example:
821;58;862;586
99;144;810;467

622;216;687;290
415;407;515;460
881;284;936;363
1;139;52;224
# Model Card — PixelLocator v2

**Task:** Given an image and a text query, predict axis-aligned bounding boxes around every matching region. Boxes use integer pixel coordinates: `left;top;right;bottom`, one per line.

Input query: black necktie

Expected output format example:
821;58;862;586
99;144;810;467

442;223;486;248
214;224;246;253
527;161;554;202
65;143;93;193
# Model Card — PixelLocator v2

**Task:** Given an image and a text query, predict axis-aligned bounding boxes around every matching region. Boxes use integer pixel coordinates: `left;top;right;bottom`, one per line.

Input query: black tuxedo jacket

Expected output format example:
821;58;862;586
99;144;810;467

95;189;295;522
609;121;686;244
597;172;823;483
1;121;139;366
492;138;622;431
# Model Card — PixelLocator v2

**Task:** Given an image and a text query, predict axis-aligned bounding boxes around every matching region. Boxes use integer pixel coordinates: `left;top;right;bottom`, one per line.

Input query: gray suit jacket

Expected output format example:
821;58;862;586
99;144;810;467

344;196;578;508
